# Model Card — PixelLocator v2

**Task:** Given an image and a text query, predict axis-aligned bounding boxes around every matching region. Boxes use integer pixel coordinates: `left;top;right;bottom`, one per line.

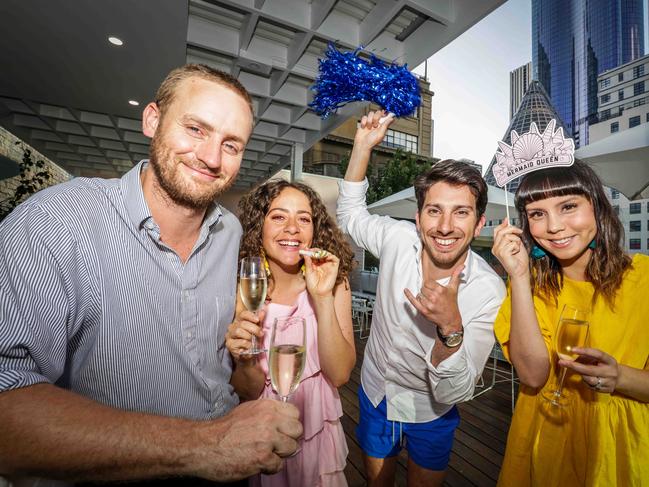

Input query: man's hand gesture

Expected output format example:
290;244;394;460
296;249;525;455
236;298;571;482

404;265;464;331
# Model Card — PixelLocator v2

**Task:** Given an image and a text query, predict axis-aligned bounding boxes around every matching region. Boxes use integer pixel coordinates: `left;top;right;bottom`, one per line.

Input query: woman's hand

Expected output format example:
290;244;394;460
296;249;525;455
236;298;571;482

491;220;530;279
559;347;619;394
225;309;266;361
303;249;339;299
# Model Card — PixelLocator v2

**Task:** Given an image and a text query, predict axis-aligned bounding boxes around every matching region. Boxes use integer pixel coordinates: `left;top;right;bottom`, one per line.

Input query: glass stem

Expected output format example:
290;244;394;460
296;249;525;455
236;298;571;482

251;309;259;351
555;366;568;397
281;396;288;403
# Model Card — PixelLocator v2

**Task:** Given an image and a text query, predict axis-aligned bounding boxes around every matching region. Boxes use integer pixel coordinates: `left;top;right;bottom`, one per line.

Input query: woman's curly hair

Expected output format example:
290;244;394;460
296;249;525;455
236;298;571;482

238;179;354;288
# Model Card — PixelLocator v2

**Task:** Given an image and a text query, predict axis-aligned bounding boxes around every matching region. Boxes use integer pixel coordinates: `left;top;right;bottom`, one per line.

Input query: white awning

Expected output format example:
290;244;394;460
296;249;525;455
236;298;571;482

367;184;517;224
576;124;649;200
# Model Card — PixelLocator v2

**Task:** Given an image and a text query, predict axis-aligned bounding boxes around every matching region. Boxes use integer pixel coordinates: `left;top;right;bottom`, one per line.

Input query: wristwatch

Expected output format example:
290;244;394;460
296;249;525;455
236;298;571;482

436;326;464;348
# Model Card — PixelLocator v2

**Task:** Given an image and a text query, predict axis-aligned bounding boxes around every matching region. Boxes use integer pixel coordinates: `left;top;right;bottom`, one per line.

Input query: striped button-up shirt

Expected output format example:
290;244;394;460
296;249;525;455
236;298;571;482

0;161;241;419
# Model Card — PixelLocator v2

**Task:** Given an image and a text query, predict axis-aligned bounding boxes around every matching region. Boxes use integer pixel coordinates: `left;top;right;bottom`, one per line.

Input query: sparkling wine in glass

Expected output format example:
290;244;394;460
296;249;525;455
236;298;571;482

542;304;590;407
269;316;306;402
239;256;268;355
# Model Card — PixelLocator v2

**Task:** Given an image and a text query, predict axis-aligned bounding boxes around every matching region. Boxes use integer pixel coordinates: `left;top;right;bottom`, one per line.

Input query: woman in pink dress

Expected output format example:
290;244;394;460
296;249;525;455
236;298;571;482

226;179;356;487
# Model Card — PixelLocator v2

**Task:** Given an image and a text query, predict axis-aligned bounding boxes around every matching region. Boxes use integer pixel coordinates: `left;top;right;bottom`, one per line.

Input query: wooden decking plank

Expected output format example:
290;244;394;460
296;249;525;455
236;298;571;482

451;435;501;481
448;451;496;487
454;428;504;468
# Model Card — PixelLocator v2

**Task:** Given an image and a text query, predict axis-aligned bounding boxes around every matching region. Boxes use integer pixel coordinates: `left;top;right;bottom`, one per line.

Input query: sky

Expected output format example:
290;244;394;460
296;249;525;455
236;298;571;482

412;0;649;174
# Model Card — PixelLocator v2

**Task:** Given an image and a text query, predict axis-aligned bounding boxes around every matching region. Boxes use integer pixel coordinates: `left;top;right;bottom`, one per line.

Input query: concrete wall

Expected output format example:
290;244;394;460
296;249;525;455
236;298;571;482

0;125;71;204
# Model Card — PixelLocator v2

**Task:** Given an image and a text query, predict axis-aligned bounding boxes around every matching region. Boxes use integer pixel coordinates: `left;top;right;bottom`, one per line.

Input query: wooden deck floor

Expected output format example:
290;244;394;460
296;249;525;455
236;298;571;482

341;335;517;487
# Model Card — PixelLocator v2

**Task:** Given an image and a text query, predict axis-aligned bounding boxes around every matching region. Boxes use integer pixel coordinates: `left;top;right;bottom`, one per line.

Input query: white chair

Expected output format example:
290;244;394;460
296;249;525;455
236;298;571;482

473;341;518;411
351;296;372;339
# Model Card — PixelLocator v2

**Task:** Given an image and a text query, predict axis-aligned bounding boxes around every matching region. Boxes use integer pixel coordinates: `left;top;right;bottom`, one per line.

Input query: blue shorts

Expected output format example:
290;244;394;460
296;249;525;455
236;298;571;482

355;385;460;471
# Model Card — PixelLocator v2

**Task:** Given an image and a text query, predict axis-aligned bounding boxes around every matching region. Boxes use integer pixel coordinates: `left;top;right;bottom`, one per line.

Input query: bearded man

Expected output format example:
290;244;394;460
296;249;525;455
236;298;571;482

337;111;506;487
0;65;302;486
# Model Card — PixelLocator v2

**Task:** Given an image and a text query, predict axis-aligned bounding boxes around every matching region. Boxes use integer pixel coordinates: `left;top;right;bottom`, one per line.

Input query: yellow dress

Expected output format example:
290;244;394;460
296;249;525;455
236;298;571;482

495;254;649;487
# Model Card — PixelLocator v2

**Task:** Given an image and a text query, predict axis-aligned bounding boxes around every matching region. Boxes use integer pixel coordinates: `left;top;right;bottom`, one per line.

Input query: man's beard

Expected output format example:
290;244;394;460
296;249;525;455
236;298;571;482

148;134;235;210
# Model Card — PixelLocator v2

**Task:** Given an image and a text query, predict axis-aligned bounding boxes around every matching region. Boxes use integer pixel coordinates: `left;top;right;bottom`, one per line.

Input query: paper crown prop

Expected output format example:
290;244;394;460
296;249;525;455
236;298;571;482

491;120;575;187
309;43;421;119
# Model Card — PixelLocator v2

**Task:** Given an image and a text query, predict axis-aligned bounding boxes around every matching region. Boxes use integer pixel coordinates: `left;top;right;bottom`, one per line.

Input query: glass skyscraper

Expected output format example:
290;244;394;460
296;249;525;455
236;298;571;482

532;0;645;148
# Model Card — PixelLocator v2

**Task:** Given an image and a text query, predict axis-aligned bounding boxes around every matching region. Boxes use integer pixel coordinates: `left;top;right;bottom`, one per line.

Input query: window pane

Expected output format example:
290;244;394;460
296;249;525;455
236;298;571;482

629;116;641;128
630;202;641;213
383;129;418;153
630;238;641;250
634;81;645;96
630;220;641;231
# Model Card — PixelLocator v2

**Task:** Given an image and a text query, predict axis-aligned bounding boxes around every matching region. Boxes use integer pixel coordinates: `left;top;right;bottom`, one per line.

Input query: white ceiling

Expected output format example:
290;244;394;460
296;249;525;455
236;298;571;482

0;0;505;189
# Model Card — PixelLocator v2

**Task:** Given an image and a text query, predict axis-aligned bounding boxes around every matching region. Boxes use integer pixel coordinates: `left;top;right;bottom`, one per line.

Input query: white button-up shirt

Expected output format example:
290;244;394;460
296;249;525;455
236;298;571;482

337;179;506;423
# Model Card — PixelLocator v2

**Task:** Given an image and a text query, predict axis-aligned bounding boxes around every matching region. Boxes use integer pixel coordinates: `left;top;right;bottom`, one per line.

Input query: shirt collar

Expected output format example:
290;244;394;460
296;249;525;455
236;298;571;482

120;160;223;231
121;160;152;229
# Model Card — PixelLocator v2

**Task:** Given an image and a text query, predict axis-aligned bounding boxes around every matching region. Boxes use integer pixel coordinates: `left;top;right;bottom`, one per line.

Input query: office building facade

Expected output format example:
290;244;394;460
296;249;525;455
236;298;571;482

510;62;533;119
532;0;645;148
589;53;649;143
607;187;649;255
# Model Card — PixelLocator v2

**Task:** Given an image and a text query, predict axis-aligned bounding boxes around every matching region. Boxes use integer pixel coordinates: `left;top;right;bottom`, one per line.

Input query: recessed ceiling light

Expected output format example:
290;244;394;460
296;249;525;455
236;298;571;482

108;36;124;46
128;100;140;106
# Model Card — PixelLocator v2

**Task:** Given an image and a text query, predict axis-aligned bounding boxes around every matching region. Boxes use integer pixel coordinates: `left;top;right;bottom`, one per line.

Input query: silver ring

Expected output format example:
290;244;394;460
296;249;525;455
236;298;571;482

594;376;602;390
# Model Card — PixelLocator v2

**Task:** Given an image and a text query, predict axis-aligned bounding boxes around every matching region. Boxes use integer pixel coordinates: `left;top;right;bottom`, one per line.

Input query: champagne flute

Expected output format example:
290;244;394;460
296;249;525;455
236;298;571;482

542;304;590;407
269;316;306;402
239;256;268;355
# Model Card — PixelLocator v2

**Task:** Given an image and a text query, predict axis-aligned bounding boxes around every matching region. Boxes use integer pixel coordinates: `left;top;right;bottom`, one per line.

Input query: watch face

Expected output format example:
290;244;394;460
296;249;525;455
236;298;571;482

445;334;463;347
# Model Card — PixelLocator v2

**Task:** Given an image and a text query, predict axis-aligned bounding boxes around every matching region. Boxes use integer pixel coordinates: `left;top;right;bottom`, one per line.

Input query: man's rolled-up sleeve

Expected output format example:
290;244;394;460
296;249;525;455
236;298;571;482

425;293;503;405
0;203;82;392
337;178;398;258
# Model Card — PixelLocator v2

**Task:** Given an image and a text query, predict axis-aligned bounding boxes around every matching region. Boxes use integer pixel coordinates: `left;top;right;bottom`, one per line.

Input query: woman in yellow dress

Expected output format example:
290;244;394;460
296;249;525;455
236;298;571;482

491;160;649;486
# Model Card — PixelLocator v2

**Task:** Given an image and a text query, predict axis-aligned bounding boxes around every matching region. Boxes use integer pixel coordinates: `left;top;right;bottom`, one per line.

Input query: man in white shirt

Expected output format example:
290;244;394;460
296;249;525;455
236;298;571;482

337;111;506;487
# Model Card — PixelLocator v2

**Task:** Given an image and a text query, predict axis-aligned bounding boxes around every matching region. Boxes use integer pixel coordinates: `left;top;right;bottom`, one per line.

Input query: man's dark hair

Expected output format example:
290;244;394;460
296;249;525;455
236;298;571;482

414;159;488;216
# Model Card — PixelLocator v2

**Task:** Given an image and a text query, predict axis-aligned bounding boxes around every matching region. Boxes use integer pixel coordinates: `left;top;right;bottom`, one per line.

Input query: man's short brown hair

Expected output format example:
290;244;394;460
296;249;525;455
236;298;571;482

154;64;254;120
414;159;488;217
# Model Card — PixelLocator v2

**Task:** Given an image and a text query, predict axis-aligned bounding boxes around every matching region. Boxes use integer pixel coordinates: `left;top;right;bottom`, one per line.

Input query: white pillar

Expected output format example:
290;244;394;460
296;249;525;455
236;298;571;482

290;142;304;182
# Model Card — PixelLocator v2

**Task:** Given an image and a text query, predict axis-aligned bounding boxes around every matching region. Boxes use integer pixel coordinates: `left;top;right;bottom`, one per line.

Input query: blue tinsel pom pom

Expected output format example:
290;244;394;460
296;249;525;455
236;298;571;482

309;43;421;118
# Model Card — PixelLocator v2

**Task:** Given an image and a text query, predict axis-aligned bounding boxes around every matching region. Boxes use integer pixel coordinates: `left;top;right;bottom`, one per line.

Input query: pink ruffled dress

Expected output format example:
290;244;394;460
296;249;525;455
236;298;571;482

249;290;349;487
